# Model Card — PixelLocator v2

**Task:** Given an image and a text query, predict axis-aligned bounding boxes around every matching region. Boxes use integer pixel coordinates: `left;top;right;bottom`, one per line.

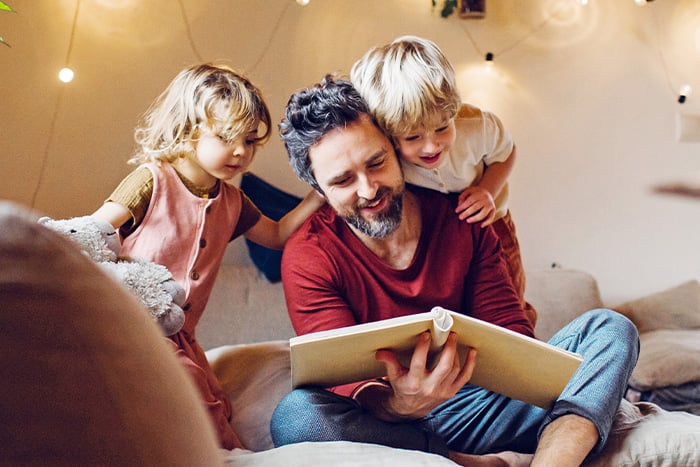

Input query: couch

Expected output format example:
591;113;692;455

3;200;700;466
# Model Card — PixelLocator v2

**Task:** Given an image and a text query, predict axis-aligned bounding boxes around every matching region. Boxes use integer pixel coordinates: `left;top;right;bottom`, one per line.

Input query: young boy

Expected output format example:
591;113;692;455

350;35;536;327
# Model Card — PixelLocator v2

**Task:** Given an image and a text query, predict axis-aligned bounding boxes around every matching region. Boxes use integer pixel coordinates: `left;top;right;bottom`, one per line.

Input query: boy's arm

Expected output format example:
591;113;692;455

243;189;325;249
456;146;516;226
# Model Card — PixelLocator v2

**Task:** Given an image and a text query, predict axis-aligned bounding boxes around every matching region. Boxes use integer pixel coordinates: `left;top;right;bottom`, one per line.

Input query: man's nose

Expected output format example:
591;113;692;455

357;174;378;200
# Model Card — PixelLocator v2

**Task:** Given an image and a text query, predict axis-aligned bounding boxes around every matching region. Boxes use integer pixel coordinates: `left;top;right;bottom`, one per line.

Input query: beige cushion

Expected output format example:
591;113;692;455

588;399;700;466
526;269;604;341
630;329;700;390
223;442;458;466
0;202;223;466
207;341;292;452
614;279;700;333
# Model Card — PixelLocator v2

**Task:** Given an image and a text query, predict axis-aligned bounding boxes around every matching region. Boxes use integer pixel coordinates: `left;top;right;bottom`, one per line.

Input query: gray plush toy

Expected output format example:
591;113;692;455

38;215;187;336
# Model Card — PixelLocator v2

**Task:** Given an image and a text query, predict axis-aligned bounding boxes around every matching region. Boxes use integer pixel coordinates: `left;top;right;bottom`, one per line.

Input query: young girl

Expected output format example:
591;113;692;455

350;35;536;327
92;63;323;449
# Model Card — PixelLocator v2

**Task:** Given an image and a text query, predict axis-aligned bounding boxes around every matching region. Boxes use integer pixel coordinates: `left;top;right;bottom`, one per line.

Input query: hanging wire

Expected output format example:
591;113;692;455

648;6;681;98
31;0;80;209
458;2;566;60
247;0;293;74
177;0;204;62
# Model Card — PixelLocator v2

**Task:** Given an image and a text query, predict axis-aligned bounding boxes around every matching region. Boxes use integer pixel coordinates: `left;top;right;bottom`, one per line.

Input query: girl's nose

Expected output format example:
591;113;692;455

232;142;252;159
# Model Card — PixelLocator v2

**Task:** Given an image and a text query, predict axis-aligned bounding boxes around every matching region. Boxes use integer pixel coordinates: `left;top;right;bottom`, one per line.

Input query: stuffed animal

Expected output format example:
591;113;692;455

38;215;187;336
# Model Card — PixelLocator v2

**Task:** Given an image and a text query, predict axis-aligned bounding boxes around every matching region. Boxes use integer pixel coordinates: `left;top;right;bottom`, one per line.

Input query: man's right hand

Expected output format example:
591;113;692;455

374;331;476;421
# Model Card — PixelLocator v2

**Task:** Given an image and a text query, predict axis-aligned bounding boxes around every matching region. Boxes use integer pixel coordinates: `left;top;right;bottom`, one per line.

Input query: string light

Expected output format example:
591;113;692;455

58;67;74;83
678;84;692;104
484;51;494;71
58;0;80;83
296;0;310;5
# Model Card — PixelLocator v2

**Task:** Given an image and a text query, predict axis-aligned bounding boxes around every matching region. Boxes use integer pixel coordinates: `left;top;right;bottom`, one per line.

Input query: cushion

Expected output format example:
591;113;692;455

588;399;700;466
240;173;301;282
526;269;604;341
629;329;700;390
222;441;458;466
0;202;223;466
200;264;295;349
207;341;292;451
614;279;700;333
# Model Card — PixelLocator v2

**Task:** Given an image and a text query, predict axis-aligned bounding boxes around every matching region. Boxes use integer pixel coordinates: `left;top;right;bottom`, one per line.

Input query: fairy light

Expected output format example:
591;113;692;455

58;67;74;83
678;84;692;104
296;0;310;5
58;0;80;83
484;52;494;72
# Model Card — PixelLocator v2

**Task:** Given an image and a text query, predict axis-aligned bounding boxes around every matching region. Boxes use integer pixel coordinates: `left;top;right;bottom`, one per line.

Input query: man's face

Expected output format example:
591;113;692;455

309;114;405;238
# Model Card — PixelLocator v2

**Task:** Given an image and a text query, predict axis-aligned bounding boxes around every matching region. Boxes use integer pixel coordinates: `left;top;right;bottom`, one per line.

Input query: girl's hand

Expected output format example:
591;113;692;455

456;186;496;227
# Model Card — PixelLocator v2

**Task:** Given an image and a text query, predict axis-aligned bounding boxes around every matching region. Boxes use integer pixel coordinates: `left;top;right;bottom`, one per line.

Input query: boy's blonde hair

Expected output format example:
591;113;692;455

350;35;461;136
130;63;271;165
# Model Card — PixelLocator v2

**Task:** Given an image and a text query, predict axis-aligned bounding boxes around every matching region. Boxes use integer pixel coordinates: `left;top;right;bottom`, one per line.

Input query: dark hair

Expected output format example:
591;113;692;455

280;75;371;192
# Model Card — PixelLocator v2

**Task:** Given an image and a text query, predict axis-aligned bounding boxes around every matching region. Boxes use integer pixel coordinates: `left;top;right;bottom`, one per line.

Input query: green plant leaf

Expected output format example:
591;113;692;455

441;0;457;18
0;2;14;12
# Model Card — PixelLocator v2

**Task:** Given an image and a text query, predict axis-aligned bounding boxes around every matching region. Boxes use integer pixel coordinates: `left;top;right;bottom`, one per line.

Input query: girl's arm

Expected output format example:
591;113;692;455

243;189;325;250
456;146;516;226
92;202;132;229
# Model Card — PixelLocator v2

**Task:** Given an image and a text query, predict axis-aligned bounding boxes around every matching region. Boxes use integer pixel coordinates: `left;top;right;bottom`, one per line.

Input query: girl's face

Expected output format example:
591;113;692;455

181;128;258;188
393;117;456;169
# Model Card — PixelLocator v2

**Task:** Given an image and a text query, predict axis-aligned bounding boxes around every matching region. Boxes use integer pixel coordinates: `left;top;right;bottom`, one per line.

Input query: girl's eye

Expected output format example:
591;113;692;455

435;125;449;133
403;134;420;142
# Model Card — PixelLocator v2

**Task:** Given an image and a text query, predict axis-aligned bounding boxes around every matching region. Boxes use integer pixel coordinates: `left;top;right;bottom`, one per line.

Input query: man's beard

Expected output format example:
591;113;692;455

343;186;404;239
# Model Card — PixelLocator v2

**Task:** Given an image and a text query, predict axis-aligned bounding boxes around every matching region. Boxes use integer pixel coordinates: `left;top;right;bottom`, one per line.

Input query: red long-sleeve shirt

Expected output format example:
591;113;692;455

282;186;532;346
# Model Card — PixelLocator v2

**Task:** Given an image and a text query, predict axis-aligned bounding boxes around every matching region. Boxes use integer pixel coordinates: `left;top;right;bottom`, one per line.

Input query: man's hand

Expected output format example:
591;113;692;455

455;186;496;226
375;331;476;420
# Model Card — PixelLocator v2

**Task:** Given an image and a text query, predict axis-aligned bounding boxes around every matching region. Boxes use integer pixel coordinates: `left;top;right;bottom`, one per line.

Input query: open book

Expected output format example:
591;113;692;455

290;306;583;409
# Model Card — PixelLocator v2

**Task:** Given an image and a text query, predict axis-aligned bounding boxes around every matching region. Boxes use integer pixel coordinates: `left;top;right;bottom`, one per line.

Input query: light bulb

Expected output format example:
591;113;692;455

58;67;74;83
678;84;692;104
579;0;589;5
296;0;310;5
634;0;647;5
483;52;495;73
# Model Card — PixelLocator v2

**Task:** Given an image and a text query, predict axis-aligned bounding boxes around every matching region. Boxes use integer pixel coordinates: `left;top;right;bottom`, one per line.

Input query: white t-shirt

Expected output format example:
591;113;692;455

401;103;514;220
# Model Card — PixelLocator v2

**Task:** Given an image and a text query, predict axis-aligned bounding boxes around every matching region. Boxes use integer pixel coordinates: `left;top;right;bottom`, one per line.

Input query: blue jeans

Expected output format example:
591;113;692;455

271;309;639;457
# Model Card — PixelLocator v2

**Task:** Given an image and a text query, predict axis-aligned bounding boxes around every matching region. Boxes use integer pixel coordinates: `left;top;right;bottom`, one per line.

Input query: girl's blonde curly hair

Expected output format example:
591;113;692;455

129;63;271;165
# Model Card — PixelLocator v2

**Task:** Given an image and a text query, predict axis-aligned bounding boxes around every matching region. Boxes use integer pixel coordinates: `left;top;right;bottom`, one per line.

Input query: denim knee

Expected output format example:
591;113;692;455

270;388;325;446
545;308;640;453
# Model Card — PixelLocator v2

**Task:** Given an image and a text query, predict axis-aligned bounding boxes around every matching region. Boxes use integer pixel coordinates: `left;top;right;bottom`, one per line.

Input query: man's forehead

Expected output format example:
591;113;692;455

310;117;391;175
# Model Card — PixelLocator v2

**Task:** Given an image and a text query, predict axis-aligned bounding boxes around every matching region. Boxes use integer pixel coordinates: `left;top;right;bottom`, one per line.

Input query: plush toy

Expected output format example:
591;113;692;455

38;215;186;336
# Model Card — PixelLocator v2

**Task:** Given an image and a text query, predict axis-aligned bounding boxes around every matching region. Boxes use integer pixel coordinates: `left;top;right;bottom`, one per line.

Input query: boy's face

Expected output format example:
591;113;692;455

394;116;456;169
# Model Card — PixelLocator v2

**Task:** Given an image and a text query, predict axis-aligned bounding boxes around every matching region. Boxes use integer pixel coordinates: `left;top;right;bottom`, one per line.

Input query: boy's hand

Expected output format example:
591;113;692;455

456;186;496;226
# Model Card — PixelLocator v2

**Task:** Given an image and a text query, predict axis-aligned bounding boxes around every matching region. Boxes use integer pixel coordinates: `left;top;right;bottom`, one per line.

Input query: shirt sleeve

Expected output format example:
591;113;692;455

230;191;262;240
106;167;153;237
481;110;515;166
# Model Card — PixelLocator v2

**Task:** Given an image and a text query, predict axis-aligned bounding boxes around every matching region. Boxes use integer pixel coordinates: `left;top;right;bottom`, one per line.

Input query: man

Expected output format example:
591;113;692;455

271;75;639;467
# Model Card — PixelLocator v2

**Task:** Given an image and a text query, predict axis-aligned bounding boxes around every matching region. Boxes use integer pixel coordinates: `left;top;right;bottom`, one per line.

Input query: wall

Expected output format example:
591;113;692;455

1;0;699;304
